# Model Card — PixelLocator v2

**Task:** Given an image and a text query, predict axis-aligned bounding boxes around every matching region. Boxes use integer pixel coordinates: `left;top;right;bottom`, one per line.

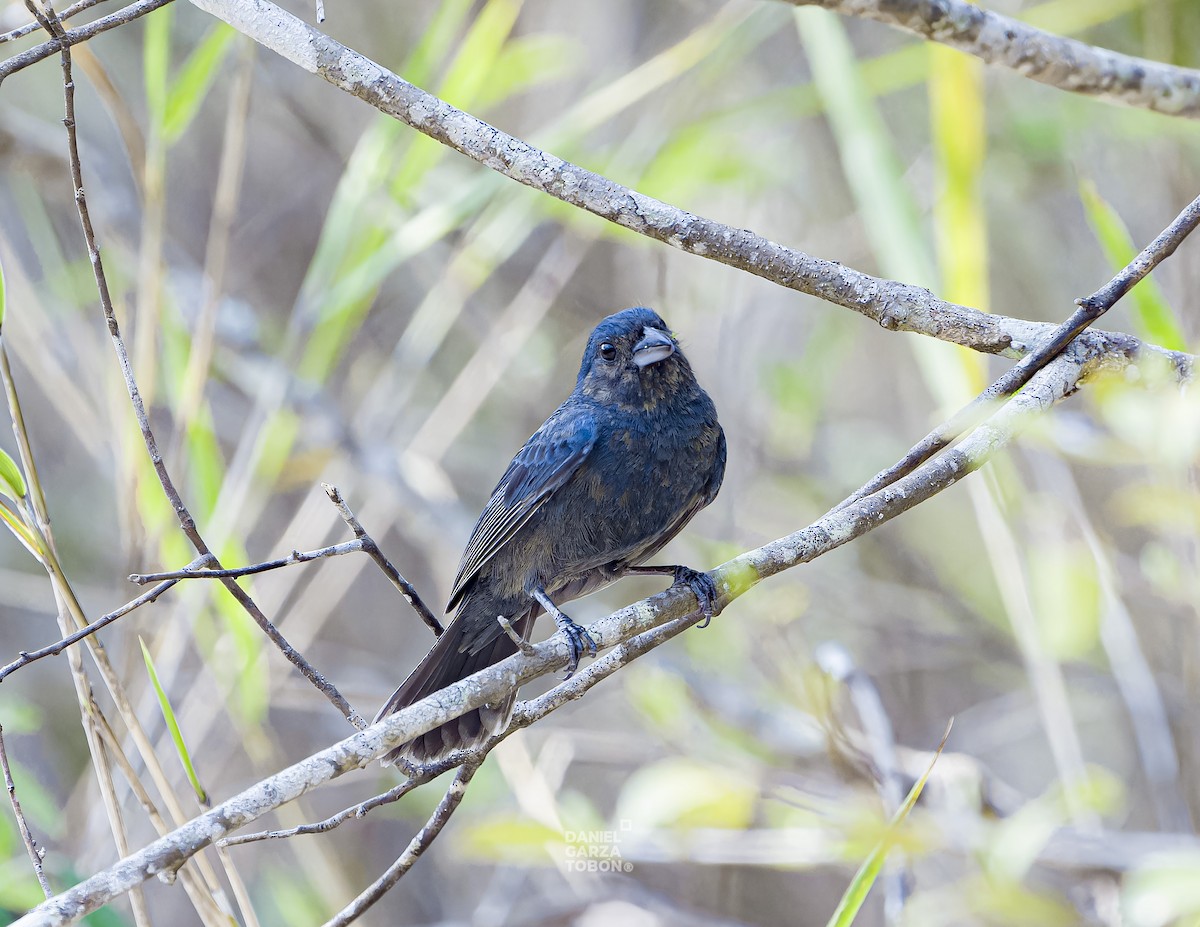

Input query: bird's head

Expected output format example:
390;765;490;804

575;307;697;410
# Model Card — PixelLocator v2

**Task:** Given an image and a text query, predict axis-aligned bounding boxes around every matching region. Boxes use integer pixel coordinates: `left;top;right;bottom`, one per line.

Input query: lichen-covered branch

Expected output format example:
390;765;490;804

16;351;1084;927
787;0;1200;119
184;0;1193;379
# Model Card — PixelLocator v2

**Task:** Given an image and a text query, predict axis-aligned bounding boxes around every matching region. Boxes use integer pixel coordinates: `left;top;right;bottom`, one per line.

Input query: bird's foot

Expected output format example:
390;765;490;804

551;610;597;678
672;566;719;628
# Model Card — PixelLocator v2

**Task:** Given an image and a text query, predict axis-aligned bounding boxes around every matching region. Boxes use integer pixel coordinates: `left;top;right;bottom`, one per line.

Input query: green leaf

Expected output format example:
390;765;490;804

0;447;26;501
616;758;757;830
825;721;952;927
162;24;237;144
0;498;41;559
1079;179;1187;351
139;637;208;805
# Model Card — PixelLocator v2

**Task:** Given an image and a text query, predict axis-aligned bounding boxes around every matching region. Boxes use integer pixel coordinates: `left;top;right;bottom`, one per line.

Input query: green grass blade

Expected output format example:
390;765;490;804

0;498;41;559
163;24;237;143
1079;179;1187;351
139;637;209;805
0;447;26;501
825;721;953;927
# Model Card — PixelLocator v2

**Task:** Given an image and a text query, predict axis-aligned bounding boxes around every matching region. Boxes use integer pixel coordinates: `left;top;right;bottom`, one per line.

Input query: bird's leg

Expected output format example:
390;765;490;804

530;585;598;678
625;565;719;628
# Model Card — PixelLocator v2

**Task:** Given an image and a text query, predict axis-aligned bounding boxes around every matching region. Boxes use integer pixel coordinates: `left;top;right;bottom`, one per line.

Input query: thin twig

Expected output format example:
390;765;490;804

1;724;52;898
322;483;442;636
0;555;208;683
834;192;1200;511
52;28;363;728
0;0;109;43
321;761;481;927
0;0;173;83
218;776;432;846
129;542;363;584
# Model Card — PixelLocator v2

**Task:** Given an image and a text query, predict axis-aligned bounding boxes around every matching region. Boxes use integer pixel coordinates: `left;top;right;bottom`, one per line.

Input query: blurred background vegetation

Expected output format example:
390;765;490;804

1;0;1200;924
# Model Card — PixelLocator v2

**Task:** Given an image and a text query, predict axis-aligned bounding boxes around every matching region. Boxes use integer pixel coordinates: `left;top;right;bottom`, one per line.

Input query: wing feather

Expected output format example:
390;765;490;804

447;408;597;609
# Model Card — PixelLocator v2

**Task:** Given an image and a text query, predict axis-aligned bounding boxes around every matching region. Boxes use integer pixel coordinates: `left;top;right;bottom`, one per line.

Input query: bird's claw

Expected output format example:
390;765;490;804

674;566;719;628
554;614;597;678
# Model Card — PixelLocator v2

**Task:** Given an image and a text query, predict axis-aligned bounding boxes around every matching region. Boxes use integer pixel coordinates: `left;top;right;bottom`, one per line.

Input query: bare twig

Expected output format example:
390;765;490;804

1;724;52;898
218;776;433;847
834;192;1200;511
786;0;1200;119
321;761;481;927
0;555;208;683
129;542;364;584
183;0;1193;380
322;483;442;636
51;25;363;729
0;0;173;83
0;0;110;43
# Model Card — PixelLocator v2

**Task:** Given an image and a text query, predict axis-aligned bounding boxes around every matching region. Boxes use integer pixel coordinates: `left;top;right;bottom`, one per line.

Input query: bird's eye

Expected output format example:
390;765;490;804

599;342;617;362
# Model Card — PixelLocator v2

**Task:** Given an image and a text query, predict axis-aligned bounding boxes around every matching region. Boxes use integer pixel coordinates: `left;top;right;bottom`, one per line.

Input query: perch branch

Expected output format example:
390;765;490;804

16;350;1083;927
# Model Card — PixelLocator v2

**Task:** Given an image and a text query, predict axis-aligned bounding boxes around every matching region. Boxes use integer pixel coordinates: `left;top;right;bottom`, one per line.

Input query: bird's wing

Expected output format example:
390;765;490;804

447;406;597;609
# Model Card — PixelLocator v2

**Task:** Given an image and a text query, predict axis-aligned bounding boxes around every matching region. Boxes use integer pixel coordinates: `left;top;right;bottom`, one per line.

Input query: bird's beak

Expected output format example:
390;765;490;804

632;327;676;368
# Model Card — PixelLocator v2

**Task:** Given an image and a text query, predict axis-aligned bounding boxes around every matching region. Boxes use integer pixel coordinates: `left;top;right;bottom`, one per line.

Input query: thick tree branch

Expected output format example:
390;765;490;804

17;350;1083;927
787;0;1200;119
184;0;1192;379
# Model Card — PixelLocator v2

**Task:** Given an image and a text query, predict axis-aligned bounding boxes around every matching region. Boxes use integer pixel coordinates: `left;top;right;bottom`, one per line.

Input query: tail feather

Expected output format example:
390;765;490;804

375;604;535;765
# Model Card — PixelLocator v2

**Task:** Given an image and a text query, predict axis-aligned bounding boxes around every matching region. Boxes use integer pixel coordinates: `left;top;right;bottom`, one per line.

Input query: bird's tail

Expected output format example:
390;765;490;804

374;602;536;765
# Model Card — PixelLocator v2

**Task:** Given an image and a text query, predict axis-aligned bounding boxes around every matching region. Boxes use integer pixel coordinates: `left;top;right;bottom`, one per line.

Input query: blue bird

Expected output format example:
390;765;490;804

375;307;726;763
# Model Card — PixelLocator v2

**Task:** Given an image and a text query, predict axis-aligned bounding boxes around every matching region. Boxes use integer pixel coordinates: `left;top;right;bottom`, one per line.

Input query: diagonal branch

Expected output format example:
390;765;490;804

184;0;1192;377
785;0;1200;119
16;350;1085;927
835;191;1200;509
